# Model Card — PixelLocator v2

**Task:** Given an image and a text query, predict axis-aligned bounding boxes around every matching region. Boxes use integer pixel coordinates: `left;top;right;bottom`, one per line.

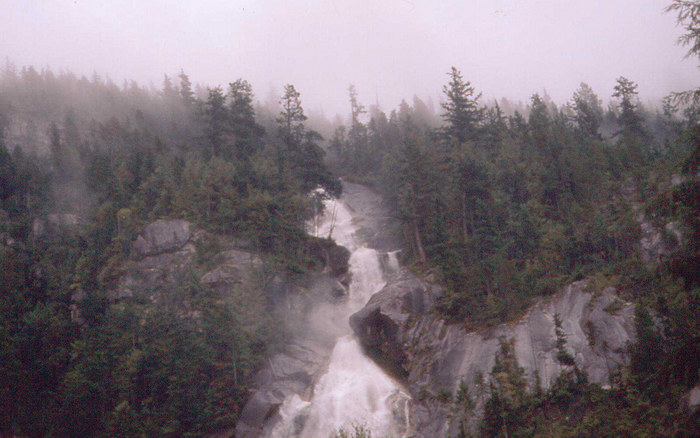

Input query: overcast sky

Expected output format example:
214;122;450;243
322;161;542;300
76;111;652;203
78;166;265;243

2;0;697;117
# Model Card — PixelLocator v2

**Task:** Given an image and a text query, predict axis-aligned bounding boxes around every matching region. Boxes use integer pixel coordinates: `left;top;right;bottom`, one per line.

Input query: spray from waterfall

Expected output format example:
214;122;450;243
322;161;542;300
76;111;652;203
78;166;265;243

267;195;410;438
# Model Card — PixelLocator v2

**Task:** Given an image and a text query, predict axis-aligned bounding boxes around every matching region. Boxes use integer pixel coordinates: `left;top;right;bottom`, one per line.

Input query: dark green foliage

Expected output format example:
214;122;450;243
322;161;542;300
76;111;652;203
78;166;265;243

475;324;696;438
328;69;673;329
0;66;340;438
571;82;604;140
55;276;270;438
554;314;575;367
441;67;483;145
0;140;17;202
228;78;265;162
204;86;228;158
480;338;530;438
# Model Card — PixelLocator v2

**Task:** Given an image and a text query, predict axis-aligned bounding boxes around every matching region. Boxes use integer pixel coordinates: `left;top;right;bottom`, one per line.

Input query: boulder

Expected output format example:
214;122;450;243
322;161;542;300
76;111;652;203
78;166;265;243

350;272;441;378
134;219;191;257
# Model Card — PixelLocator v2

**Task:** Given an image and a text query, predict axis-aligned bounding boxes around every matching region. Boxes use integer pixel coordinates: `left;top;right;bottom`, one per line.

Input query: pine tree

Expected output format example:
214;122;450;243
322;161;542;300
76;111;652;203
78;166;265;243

665;0;700;110
228;79;264;161
570;82;603;139
276;84;306;152
554;314;576;367
346;85;370;173
613;76;644;138
204;87;228;157
441;67;483;145
49;122;66;177
178;70;195;108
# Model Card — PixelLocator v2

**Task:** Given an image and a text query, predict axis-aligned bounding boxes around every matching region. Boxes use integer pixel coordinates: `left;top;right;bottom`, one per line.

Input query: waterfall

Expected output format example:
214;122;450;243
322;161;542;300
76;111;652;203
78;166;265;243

267;195;410;438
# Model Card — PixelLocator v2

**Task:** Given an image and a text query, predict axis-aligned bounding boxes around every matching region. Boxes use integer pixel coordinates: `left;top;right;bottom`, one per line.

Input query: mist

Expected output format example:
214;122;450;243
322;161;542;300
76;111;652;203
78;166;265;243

2;0;697;117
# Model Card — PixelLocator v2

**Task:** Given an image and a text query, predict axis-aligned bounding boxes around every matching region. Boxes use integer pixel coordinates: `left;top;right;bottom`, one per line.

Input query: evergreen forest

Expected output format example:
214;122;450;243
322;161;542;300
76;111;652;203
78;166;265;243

1;1;699;437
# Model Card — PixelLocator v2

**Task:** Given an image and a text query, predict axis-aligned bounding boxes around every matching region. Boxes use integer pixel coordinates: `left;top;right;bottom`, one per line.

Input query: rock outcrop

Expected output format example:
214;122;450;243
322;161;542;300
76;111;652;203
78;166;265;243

637;212;683;265
133;219;192;257
350;273;637;437
235;338;330;438
109;219;262;301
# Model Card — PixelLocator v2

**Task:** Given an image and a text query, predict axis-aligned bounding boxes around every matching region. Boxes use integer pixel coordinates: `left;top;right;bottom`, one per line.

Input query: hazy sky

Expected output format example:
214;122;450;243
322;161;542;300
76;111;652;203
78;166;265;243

2;0;697;117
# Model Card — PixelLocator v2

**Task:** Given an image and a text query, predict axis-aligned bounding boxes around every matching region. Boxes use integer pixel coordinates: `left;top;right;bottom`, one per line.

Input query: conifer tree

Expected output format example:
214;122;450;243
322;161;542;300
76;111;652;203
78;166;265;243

570;82;603;139
346;85;370;172
228;79;264;161
178;70;195;108
276;84;306;151
441;67;483;145
613;76;644;138
205;86;228;157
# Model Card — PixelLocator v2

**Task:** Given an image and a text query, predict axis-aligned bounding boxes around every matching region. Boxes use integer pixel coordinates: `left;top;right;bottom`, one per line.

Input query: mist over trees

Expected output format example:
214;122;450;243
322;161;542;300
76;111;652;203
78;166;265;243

0;3;699;435
0;63;345;437
326;60;698;435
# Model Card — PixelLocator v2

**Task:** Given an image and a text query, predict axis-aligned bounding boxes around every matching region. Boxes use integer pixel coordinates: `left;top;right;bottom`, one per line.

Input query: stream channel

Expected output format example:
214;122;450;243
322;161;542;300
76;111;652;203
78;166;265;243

265;183;411;438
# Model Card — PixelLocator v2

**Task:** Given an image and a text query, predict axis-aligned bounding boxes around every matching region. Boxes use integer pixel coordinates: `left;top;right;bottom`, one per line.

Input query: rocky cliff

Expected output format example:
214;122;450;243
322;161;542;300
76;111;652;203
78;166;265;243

107;219;263;302
350;272;637;437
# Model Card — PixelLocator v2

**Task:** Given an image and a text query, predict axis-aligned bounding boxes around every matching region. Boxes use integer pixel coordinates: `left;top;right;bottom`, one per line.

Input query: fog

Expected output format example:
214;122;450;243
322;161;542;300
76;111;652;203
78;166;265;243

2;0;697;116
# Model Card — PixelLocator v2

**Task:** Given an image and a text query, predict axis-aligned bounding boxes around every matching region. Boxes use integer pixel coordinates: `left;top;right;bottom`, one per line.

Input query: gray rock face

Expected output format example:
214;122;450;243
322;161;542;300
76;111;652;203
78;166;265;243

350;273;442;379
340;182;400;252
109;220;262;303
236;338;329;438
134;219;192;257
110;242;197;299
234;270;357;438
637;212;683;265
201;250;263;286
350;274;637;437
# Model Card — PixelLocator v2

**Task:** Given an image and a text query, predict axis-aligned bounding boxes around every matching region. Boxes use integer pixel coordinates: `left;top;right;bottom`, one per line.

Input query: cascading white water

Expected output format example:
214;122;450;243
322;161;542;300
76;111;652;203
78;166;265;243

268;196;410;438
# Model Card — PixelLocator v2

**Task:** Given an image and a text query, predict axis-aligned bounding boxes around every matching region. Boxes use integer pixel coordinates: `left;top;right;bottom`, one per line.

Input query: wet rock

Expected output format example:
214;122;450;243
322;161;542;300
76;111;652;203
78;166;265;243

236;392;284;438
341;182;400;252
350;272;441;379
236;339;329;438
